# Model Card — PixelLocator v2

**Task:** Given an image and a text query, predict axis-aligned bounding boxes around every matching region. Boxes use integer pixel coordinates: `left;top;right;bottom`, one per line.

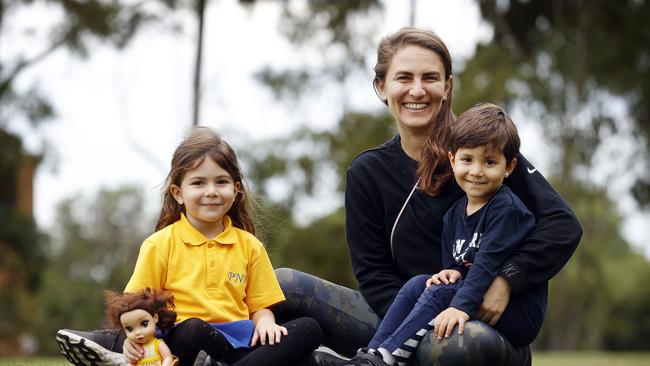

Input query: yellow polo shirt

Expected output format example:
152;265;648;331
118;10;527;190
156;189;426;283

125;214;285;323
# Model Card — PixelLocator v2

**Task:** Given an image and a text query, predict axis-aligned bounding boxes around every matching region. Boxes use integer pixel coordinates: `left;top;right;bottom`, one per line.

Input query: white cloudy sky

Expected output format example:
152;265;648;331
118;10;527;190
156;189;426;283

6;0;649;257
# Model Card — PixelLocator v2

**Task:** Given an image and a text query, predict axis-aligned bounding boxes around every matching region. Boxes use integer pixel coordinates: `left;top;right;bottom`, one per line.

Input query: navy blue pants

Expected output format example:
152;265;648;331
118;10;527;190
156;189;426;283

369;274;545;365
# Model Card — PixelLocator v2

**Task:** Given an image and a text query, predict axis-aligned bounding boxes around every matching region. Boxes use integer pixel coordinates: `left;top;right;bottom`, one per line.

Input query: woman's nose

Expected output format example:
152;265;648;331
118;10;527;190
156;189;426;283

409;80;425;97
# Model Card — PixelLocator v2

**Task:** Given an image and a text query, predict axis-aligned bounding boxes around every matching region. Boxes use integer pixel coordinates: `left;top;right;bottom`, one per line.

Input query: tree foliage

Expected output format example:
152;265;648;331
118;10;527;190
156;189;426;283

34;186;150;354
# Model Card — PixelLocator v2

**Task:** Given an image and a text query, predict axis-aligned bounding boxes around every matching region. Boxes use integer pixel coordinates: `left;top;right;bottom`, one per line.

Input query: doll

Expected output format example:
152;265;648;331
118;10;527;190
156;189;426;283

105;288;177;366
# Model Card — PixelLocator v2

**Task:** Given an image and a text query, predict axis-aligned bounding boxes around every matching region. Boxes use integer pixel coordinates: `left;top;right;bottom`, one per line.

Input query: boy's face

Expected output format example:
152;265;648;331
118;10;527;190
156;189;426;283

120;309;158;344
448;146;516;209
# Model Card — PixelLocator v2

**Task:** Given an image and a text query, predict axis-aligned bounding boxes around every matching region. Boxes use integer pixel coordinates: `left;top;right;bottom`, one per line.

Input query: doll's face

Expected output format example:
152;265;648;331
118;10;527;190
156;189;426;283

120;309;158;344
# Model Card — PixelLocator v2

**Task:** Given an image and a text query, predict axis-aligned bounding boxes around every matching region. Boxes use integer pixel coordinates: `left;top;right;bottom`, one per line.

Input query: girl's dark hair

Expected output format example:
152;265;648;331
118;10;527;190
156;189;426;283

373;27;456;195
105;288;176;332
448;103;520;162
156;127;256;234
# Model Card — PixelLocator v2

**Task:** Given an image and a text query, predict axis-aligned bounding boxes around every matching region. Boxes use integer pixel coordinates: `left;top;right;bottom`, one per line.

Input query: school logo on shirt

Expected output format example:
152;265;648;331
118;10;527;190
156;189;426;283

453;232;483;267
228;272;247;285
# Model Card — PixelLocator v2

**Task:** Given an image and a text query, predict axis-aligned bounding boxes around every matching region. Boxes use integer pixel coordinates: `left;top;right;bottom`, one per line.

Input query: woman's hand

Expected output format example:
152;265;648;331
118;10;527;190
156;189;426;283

122;338;144;365
478;275;511;325
426;269;462;287
433;307;469;339
250;308;288;347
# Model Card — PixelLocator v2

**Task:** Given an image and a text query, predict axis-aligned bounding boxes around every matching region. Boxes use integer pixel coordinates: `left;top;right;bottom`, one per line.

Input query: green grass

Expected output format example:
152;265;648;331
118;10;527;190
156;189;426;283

533;352;650;366
2;353;650;365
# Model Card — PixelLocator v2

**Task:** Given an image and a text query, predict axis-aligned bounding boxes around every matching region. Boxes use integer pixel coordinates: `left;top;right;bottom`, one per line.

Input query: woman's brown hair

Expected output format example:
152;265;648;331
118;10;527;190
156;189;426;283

155;127;257;234
372;27;456;195
105;288;176;332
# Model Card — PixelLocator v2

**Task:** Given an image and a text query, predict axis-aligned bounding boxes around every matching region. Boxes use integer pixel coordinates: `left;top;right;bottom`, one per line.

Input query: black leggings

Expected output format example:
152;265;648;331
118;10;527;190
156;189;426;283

164;317;321;366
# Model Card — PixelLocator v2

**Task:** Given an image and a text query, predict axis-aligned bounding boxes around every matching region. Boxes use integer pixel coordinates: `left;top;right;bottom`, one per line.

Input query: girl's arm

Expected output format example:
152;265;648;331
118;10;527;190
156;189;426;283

250;308;288;347
158;340;175;366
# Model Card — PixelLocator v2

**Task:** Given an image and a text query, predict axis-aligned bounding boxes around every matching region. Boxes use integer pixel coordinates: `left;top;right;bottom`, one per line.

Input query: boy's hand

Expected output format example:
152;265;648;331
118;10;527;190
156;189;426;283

433;307;470;339
426;269;462;287
251;316;288;347
122;338;144;364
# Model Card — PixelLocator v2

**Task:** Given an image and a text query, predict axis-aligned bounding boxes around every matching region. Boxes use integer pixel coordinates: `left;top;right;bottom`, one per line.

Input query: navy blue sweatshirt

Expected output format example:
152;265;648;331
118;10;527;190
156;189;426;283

444;185;535;318
345;134;582;317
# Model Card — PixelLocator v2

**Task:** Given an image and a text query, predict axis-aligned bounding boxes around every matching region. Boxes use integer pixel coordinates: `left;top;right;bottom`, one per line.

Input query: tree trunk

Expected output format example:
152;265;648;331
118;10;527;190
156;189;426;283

192;0;206;126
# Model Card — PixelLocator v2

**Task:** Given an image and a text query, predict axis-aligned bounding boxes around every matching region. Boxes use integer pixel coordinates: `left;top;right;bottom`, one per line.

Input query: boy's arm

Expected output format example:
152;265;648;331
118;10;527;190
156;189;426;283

501;154;582;292
449;201;535;319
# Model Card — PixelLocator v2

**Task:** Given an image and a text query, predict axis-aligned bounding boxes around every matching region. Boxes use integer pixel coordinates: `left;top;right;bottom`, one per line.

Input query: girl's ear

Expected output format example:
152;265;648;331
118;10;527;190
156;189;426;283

448;151;455;166
506;158;518;177
153;313;159;324
234;182;242;194
170;185;183;205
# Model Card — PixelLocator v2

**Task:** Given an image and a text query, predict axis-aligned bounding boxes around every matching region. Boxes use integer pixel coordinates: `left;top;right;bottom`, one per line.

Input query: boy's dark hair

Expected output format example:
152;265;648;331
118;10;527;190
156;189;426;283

105;288;176;333
448;103;520;162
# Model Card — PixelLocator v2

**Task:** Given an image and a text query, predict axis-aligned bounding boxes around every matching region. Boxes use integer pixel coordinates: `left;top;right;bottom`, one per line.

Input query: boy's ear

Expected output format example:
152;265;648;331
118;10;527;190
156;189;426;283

448;151;455;165
170;184;183;205
506;157;518;177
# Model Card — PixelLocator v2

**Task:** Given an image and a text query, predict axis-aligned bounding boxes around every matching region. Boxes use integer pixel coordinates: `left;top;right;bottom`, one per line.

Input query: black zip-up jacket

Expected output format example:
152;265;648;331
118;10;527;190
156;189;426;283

345;134;582;317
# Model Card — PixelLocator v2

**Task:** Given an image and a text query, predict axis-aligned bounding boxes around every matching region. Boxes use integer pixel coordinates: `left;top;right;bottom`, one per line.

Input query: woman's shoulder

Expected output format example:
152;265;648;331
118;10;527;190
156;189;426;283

349;134;402;171
489;186;533;218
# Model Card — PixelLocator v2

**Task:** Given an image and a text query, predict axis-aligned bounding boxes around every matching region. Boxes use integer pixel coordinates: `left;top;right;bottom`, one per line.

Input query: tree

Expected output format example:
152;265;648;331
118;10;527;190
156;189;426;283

34;186;150;355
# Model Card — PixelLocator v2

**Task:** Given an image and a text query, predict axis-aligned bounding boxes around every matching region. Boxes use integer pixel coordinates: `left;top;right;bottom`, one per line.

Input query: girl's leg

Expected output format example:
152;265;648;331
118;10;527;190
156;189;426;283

164;318;245;366
367;275;430;349
272;268;380;357
379;282;461;366
231;317;321;366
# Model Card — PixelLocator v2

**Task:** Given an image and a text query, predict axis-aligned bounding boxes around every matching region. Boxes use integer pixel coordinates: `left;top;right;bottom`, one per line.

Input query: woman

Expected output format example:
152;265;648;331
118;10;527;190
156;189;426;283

275;27;581;366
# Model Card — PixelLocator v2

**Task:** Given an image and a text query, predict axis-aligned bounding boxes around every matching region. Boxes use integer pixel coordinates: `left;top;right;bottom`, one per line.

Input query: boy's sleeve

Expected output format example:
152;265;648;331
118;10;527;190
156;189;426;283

124;239;167;292
244;240;285;314
442;207;468;277
449;202;535;318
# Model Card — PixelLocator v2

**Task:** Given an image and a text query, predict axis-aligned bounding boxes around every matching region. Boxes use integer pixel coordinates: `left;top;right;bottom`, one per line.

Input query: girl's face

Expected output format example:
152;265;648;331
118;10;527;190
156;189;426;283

120;309;158;344
377;45;451;136
171;157;239;238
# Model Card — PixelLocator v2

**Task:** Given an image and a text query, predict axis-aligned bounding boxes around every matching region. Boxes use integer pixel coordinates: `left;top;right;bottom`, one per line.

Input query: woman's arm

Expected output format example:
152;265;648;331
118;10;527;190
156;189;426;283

345;166;403;317
501;154;582;292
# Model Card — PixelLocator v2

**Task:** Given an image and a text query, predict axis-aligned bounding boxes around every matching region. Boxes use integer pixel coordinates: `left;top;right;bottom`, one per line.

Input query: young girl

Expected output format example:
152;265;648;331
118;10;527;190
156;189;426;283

105;289;177;366
339;104;546;366
120;127;321;366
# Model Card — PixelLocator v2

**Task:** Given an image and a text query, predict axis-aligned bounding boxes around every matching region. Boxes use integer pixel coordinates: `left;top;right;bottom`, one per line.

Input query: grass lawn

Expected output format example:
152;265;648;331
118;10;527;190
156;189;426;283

1;352;650;365
533;351;650;366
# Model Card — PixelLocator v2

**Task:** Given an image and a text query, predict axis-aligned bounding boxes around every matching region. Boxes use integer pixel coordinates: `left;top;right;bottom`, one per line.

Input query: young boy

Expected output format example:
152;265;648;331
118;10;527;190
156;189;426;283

343;103;547;366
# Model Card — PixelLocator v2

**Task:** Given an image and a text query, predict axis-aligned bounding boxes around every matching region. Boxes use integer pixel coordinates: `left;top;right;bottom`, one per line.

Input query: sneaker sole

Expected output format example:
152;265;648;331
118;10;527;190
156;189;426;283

56;330;124;366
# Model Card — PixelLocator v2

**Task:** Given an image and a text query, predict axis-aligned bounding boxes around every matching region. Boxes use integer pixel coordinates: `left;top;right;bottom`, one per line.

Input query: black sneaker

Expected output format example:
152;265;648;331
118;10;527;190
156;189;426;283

56;329;127;366
343;349;390;366
192;350;229;366
299;350;350;366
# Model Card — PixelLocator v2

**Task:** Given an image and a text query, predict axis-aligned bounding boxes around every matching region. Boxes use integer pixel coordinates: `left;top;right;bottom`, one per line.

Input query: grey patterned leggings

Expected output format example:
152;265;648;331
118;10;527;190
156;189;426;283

271;268;531;366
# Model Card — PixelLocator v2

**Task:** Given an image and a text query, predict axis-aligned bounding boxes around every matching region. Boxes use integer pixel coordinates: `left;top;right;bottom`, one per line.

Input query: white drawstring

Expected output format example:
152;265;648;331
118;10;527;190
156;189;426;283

389;178;421;262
